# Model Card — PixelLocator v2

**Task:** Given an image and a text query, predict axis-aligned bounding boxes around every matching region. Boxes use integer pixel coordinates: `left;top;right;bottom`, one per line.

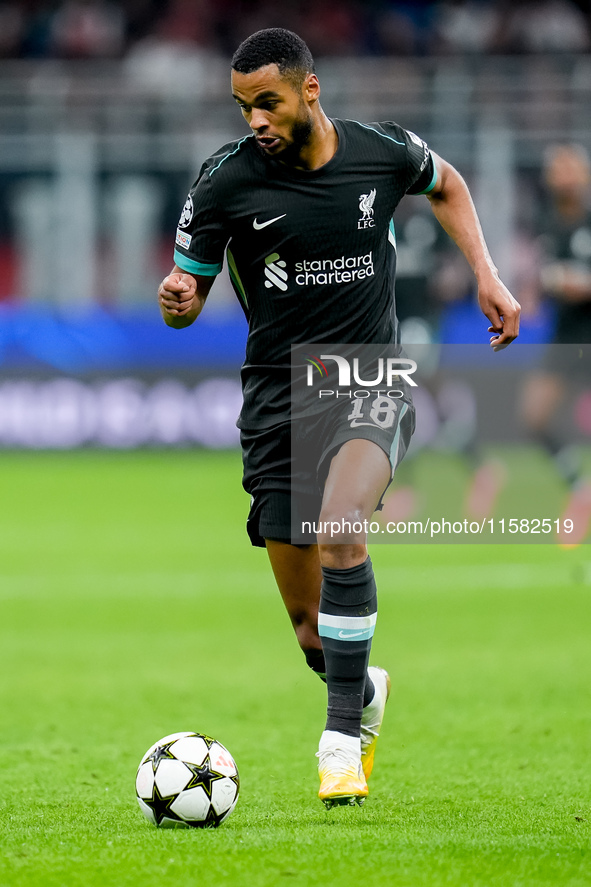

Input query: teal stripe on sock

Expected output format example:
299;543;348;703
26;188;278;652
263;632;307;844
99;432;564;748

318;624;375;642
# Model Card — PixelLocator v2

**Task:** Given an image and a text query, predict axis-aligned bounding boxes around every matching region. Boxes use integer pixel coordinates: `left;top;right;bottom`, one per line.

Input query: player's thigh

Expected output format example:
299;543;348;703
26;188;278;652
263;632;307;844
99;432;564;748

318;395;415;529
321;438;391;525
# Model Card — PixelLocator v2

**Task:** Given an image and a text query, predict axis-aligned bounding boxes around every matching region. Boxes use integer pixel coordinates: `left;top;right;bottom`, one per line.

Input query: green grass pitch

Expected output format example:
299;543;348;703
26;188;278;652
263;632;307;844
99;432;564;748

0;451;590;887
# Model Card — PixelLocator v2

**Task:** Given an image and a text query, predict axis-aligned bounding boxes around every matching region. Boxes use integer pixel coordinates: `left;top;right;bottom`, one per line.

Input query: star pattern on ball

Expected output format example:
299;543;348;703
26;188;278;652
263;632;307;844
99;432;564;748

145;781;181;827
147;741;177;773
185;756;225;799
203;805;224;828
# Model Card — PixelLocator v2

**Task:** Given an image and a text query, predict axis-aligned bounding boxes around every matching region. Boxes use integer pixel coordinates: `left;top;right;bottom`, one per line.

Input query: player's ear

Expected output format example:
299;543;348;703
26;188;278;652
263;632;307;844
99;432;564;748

303;73;320;103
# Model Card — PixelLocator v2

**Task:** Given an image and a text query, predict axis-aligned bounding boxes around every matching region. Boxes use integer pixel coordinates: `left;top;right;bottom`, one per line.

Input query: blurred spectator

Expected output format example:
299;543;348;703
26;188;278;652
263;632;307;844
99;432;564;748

123;0;167;43
433;0;499;55
298;0;365;56
51;0;125;57
152;0;214;46
2;0;591;60
530;143;591;343
518;143;591;542
372;2;431;56
16;2;56;58
0;3;23;57
124;36;213;96
500;0;590;54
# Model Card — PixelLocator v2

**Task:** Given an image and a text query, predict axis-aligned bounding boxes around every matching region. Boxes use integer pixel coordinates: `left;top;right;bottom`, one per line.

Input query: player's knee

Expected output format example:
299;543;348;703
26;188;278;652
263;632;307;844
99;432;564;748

318;543;367;569
317;504;367;546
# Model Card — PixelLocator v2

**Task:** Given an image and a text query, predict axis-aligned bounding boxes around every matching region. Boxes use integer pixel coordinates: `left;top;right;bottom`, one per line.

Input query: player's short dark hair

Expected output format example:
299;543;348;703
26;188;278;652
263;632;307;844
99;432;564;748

231;28;315;90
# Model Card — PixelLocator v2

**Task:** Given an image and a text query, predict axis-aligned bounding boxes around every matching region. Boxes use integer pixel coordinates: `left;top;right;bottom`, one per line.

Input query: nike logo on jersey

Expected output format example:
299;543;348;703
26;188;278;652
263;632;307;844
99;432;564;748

338;629;368;639
349;419;380;428
253;214;287;230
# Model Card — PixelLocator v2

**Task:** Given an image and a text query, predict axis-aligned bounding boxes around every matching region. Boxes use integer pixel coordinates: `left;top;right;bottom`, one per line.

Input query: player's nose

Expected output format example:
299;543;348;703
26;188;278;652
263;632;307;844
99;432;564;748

249;109;268;132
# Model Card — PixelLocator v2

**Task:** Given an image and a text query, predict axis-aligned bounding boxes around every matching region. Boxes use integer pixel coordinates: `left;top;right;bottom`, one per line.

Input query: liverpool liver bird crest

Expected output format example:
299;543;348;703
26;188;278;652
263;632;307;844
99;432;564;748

359;188;377;221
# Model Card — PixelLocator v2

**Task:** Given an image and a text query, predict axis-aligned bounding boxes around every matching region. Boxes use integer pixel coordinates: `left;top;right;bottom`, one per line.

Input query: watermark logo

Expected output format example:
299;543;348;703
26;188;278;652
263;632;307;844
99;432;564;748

264;253;288;291
305;355;328;381
358;188;376;229
301;352;418;405
305;354;417;390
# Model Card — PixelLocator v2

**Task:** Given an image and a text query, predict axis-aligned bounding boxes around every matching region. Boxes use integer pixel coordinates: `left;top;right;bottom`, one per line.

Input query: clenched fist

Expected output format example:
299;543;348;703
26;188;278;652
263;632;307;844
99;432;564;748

158;272;197;318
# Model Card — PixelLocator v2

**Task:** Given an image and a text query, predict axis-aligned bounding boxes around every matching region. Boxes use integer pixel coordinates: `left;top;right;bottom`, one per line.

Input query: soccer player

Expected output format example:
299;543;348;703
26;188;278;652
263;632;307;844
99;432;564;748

519;144;591;544
158;28;520;808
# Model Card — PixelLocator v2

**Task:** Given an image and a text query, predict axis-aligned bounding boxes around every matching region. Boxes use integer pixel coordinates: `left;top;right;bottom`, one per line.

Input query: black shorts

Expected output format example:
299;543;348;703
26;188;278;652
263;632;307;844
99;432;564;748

241;394;415;547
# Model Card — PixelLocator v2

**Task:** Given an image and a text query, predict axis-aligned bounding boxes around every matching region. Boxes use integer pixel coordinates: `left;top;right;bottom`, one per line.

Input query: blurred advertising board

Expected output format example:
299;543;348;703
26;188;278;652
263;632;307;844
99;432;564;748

0;307;246;449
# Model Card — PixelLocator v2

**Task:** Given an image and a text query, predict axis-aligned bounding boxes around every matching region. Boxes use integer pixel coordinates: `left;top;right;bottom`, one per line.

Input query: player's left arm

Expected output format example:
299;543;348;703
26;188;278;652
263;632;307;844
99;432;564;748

425;152;521;350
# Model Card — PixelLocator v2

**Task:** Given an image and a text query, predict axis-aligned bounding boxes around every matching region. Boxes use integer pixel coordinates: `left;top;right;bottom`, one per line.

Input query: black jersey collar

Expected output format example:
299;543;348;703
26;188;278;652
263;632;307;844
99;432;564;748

267;118;345;180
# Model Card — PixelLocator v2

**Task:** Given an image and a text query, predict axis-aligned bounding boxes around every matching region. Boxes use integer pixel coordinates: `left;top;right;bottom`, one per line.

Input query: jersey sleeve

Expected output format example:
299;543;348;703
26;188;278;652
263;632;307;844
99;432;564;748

377;121;438;196
173;165;229;277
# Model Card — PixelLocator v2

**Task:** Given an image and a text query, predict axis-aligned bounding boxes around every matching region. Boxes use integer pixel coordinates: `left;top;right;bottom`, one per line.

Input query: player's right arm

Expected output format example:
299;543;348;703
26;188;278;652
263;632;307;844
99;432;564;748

161;158;229;328
158;265;216;328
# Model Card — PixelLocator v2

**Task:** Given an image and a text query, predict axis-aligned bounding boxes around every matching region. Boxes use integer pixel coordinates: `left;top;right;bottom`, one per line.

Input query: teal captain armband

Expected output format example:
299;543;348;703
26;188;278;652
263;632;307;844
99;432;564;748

174;249;223;276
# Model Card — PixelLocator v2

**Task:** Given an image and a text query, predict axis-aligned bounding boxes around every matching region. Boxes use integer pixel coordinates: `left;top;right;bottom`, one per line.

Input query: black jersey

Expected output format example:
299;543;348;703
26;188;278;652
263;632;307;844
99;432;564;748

173;118;437;428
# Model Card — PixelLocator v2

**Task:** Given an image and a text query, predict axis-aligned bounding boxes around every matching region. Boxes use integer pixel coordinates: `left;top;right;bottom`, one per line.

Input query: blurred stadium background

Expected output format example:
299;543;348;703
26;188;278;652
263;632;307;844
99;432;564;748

0;0;590;452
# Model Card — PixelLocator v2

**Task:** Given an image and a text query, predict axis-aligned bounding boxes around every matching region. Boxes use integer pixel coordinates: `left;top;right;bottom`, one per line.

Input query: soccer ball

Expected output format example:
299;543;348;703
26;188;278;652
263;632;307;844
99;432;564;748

135;731;239;828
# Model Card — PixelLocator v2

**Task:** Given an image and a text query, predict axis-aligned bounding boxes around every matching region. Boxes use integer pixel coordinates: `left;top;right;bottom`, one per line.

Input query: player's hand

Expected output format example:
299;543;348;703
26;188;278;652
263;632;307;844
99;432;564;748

158;273;197;317
478;275;521;351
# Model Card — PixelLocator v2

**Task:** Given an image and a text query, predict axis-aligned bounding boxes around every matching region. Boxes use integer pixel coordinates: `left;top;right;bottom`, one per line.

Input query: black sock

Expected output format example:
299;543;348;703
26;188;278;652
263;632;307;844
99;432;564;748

319;557;377;737
304;647;326;680
305;647;375;705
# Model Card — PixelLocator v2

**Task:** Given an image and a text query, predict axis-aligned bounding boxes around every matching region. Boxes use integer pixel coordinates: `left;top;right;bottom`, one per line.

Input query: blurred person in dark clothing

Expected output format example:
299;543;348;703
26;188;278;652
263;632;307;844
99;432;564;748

519;143;591;543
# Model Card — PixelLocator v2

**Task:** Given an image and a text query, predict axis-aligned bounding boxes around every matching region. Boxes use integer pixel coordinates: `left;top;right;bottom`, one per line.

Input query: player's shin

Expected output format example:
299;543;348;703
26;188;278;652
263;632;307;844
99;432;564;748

318;556;377;738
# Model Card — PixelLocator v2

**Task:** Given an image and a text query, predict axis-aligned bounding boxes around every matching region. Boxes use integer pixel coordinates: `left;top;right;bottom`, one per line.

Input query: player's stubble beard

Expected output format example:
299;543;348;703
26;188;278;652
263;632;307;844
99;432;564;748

259;98;314;167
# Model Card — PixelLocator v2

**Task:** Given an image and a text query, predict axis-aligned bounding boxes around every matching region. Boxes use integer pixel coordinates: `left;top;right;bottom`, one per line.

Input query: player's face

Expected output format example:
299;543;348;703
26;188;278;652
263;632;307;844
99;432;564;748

231;64;316;161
